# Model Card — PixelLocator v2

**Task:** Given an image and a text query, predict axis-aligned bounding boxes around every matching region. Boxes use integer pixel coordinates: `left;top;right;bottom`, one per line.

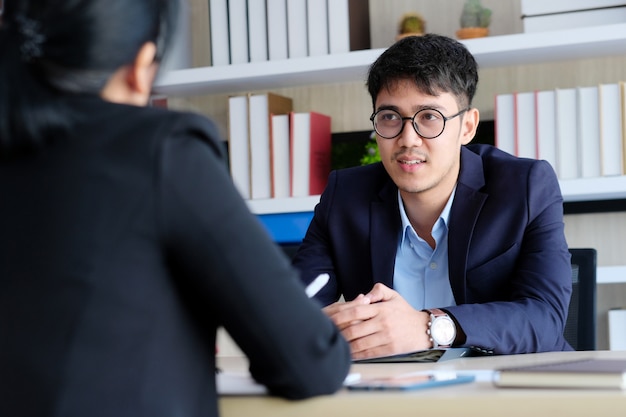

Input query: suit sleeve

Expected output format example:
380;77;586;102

156;114;351;399
446;160;572;354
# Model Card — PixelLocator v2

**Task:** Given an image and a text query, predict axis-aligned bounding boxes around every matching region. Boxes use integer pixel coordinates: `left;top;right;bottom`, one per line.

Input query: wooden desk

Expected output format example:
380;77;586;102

218;350;626;417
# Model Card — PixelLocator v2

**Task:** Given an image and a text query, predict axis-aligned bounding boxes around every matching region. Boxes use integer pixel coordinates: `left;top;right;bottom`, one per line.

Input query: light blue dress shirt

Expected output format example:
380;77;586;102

392;188;457;311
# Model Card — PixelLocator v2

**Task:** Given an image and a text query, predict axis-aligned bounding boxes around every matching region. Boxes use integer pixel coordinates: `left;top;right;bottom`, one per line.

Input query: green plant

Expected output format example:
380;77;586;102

398;12;426;35
360;132;381;165
460;0;491;28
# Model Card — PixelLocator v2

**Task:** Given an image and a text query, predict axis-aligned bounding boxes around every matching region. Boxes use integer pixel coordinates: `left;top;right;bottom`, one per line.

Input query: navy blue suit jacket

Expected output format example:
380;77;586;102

293;144;573;354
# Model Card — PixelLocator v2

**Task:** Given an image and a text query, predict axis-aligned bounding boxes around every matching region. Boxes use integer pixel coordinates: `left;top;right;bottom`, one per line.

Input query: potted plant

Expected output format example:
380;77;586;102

396;12;426;40
456;0;491;40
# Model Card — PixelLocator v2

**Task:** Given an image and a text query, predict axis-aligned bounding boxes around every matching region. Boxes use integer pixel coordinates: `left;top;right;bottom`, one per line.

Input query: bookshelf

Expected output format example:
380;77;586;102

155;22;626;213
155;23;626;95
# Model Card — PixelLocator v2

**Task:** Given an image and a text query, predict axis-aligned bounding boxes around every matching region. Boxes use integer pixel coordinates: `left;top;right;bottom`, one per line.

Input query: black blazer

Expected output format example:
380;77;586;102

0;96;350;417
293;144;573;354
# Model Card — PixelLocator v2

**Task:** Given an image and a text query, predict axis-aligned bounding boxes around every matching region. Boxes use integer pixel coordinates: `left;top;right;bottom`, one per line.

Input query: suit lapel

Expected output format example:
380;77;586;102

370;179;400;288
448;147;488;303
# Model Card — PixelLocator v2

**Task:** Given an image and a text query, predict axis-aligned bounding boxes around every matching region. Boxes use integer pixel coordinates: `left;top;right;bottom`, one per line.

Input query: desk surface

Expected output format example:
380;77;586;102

218;350;626;417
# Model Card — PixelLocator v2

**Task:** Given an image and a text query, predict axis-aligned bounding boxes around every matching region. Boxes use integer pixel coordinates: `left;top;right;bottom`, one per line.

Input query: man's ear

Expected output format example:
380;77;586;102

461;107;480;145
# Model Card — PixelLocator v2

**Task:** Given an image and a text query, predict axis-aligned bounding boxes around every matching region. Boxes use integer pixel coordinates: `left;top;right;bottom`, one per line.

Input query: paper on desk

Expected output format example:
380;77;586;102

217;371;361;396
217;371;267;395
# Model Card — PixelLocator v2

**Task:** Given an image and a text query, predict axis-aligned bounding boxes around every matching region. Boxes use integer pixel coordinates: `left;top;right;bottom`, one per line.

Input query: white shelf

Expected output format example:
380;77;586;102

598;265;626;284
560;176;626;202
153;23;626;96
246;176;626;215
247;195;320;215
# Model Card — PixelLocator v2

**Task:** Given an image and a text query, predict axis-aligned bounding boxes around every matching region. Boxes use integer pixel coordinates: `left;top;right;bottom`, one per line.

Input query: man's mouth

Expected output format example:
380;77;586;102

398;159;424;165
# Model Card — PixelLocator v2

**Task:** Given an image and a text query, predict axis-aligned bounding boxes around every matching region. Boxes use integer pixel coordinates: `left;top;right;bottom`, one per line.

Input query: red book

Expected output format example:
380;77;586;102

289;111;332;197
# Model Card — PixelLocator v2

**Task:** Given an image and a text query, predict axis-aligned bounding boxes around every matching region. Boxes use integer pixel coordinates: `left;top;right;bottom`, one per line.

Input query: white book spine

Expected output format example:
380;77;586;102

209;0;230;66
306;0;329;56
228;0;249;64
249;94;272;199
228;95;251;199
247;0;268;62
555;88;579;180
291;112;311;197
535;90;558;173
515;91;537;159
327;0;350;54
266;0;289;60
495;93;516;156
599;83;624;176
286;0;308;58
577;86;601;178
271;114;291;199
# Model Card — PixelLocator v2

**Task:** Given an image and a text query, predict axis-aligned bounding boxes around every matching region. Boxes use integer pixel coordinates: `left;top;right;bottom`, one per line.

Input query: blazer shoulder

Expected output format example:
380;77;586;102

331;162;390;189
466;143;552;175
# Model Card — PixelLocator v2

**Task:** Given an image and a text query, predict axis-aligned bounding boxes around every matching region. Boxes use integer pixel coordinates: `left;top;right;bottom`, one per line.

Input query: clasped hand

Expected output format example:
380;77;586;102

322;283;432;360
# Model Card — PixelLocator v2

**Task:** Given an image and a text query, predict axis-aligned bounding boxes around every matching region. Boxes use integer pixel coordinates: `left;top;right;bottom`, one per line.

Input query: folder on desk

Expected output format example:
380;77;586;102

493;358;626;389
353;347;478;364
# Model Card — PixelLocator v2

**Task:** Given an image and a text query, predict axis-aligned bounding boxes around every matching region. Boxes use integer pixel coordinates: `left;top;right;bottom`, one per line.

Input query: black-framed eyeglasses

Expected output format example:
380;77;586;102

369;107;469;139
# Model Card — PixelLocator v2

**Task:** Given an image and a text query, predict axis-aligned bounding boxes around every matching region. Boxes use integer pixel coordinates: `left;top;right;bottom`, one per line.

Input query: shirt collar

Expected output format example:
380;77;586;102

398;186;457;247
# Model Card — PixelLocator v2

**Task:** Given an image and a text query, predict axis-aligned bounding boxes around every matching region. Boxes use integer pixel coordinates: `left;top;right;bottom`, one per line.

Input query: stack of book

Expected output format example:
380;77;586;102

228;92;332;200
207;0;370;66
494;82;626;180
521;0;626;33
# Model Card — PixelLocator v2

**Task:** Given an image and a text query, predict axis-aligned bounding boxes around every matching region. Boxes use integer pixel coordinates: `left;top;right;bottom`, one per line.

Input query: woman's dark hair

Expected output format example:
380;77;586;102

0;0;179;150
366;34;479;111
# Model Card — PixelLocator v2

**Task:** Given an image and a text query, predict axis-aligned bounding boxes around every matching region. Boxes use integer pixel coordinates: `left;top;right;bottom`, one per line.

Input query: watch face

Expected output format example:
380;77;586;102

431;316;456;346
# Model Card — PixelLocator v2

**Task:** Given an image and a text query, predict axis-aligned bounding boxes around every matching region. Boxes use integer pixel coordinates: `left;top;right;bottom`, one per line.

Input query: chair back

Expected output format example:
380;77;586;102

564;248;597;351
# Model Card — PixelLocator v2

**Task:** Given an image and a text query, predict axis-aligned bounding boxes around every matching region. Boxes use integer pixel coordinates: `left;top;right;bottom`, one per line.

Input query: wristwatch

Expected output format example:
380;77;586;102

425;308;456;348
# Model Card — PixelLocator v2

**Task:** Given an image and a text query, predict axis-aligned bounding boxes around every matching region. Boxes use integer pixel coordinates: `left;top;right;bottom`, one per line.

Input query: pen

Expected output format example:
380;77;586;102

305;273;330;298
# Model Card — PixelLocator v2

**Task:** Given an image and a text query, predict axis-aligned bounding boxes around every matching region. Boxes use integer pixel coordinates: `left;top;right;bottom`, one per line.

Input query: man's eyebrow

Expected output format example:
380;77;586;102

375;103;446;113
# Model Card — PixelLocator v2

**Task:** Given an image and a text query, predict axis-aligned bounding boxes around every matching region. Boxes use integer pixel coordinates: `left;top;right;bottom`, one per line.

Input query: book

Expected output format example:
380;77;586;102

608;308;626;350
494;358;626;389
247;0;268;62
599;83;623;176
521;0;625;16
620;81;626;177
228;0;249;64
270;114;291;198
189;0;212;67
286;0;308;59
348;0;371;51
209;0;230;66
248;93;293;200
228;94;251;199
535;89;558;173
555;87;579;179
514;91;537;159
577;85;601;178
306;0;329;57
353;347;477;364
266;0;289;61
149;96;168;108
290;111;332;197
521;0;626;33
346;372;475;391
494;93;515;155
327;0;350;54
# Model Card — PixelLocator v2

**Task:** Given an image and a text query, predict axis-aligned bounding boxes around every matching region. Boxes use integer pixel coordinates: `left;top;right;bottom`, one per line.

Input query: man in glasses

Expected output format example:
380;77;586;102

293;34;573;360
